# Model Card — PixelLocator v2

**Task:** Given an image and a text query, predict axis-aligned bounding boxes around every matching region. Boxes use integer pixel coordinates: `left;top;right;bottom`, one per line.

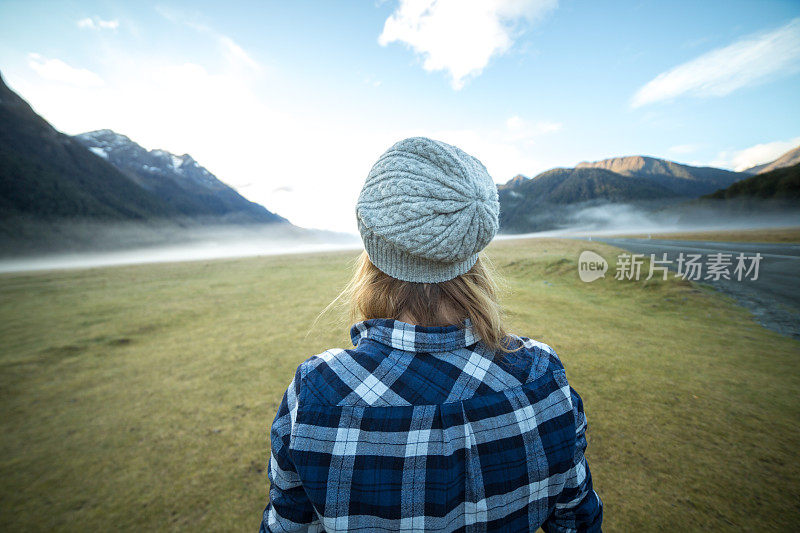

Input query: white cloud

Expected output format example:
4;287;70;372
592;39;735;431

632;17;800;108
27;53;104;88
710;137;800;171
379;0;557;89
77;17;119;30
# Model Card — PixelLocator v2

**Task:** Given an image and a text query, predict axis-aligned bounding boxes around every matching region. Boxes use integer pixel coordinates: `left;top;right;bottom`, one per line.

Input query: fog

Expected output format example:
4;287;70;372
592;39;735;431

496;199;800;240
0;240;363;274
0;220;361;273
1;200;798;273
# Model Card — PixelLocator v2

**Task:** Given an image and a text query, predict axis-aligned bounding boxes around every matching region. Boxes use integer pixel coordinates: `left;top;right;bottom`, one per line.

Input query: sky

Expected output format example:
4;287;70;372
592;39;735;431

1;0;799;233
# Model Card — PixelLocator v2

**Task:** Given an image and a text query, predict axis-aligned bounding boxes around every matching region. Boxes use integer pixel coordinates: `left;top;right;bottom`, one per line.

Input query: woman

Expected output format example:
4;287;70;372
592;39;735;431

260;137;602;532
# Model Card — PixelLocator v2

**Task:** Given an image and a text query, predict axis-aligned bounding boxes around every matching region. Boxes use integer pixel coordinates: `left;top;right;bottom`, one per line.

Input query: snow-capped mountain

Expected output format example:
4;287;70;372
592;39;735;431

75;130;286;223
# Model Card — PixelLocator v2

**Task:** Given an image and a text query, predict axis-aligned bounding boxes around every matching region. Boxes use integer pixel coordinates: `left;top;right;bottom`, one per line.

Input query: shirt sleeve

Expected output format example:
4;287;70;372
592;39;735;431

259;366;322;533
542;386;603;533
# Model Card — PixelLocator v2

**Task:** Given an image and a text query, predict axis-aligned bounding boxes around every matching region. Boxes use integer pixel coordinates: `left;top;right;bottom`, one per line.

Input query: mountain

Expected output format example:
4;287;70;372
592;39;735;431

501;167;677;203
703;162;800;201
498;167;679;232
0;72;293;255
574;155;743;197
74;130;285;223
497;153;750;232
0;73;285;225
744;144;800;175
0;74;179;221
503;174;529;189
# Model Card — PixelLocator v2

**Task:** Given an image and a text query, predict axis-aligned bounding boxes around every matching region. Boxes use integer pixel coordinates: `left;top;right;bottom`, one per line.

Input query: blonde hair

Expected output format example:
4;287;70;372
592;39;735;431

320;251;519;354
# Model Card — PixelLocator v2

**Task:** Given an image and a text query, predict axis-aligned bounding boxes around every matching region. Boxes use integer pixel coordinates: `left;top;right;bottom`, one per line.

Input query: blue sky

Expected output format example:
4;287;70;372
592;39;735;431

1;0;799;232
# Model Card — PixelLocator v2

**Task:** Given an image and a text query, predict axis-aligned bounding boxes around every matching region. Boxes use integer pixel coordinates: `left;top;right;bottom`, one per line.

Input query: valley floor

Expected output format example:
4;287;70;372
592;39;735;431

0;238;798;531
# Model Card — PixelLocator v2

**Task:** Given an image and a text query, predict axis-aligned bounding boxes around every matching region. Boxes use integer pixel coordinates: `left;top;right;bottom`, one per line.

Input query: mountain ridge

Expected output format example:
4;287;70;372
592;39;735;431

703;162;800;201
73;129;285;223
744;145;800;175
0;72;287;225
496;154;757;233
574;155;742;197
501;154;744;196
0;72;292;254
498;166;682;233
0;74;178;221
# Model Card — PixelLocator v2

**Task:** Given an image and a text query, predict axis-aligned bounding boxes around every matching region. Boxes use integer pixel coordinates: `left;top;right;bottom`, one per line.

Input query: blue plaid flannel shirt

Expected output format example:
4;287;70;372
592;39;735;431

260;319;602;532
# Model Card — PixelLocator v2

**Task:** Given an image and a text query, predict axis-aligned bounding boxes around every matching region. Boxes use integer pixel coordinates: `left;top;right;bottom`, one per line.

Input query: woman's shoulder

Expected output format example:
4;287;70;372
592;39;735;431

497;334;567;383
290;347;372;406
286;335;569;407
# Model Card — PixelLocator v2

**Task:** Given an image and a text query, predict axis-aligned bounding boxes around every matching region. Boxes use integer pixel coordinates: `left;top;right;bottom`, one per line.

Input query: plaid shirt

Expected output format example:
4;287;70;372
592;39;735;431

260;319;602;532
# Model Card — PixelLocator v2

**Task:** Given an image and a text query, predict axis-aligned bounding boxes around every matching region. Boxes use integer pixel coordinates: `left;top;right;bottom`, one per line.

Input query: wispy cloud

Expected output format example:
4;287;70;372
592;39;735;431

77;17;119;30
632;17;800;108
378;0;557;90
217;36;260;71
155;6;260;71
27;53;104;87
710;137;800;171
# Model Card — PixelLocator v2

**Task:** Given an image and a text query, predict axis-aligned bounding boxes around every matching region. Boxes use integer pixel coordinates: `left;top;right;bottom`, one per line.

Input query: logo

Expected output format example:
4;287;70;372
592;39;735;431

578;251;608;282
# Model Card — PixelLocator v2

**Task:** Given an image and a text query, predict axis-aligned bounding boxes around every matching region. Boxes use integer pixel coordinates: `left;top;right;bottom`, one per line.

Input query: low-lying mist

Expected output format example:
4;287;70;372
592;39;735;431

2;198;798;273
497;198;800;239
0;218;361;273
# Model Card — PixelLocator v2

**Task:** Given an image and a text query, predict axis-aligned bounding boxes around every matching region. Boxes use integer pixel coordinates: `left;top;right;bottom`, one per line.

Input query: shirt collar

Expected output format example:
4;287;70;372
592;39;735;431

350;318;481;352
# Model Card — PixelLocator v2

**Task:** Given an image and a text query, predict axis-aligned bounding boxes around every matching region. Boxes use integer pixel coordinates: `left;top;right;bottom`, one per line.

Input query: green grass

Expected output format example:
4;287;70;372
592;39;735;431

1;238;799;532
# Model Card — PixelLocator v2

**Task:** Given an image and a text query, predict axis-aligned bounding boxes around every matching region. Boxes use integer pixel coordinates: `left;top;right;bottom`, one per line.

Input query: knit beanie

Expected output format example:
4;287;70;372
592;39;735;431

356;137;500;283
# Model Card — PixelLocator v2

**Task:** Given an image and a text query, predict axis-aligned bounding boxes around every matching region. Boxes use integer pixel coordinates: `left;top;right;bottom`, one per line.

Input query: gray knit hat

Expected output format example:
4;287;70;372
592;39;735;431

356;137;499;283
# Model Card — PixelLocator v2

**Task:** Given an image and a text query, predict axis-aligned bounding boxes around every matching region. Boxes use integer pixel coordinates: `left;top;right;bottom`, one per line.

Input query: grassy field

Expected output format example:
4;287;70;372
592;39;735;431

617;226;800;243
1;237;799;532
